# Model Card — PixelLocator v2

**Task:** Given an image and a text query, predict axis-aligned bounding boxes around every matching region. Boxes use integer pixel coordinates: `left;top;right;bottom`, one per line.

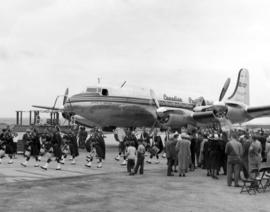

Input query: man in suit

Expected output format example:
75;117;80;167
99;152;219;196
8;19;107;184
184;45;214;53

166;132;178;176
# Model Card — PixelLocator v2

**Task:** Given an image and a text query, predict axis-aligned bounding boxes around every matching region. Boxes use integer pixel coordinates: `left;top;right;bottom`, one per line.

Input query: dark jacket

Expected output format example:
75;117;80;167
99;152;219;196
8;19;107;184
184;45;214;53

68;133;79;157
52;131;62;158
92;133;106;160
209;139;222;169
166;139;177;160
31;133;40;156
4;132;14;154
153;135;163;152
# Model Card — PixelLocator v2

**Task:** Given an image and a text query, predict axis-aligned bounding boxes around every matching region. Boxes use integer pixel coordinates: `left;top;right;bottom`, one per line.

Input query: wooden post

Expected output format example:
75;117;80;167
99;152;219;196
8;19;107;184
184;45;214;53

34;111;37;125
50;112;53;125
29;111;32;125
56;112;59;125
16;111;19;125
20;111;23;125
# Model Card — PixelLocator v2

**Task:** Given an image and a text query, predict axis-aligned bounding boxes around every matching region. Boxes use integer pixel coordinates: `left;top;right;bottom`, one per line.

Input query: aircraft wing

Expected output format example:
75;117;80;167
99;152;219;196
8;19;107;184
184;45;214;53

32;105;62;111
246;105;270;119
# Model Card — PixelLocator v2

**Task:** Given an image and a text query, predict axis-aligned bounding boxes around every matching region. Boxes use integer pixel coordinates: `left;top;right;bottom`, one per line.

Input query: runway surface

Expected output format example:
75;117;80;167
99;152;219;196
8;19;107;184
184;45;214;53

0;146;270;212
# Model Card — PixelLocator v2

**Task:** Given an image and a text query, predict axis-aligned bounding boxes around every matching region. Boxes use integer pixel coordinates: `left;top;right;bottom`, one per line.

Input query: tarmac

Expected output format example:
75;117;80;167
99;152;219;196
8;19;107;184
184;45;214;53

0;138;270;212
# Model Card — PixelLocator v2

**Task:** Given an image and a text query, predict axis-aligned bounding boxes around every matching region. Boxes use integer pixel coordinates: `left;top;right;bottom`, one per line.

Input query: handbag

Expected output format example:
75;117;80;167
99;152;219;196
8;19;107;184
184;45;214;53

0;149;5;158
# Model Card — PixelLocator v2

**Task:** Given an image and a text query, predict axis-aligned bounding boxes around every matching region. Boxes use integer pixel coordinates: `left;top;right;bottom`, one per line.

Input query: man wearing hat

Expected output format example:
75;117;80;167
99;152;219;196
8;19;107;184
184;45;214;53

225;131;243;187
67;129;79;165
0;129;7;163
165;132;178;176
21;128;40;167
208;133;221;179
41;126;62;170
3;127;15;164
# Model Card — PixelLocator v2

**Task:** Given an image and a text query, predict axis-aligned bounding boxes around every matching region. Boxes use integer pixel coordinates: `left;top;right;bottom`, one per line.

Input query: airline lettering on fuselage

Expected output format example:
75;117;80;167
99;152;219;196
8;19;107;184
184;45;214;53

163;94;183;102
159;100;194;109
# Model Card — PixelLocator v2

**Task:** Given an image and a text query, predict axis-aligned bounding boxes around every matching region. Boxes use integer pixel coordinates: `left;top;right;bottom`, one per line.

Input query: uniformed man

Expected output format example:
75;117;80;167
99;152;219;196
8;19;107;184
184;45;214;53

41;126;62;170
85;128;105;168
3;127;15;164
68;130;79;165
21;128;41;167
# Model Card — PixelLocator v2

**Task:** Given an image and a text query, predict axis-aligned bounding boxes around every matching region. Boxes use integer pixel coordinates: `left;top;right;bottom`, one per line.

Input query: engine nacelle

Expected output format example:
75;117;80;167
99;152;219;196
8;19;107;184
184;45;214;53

159;113;192;128
193;103;228;119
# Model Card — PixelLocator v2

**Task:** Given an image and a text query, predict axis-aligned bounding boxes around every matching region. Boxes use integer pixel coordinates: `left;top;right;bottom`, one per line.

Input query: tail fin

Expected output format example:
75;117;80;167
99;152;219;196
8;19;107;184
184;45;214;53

228;68;250;105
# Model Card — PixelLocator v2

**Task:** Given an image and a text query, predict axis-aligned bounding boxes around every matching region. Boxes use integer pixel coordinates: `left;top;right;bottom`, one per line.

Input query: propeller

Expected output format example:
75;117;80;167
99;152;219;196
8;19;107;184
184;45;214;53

219;78;231;101
63;88;69;105
150;89;160;108
194;77;232;120
149;89;163;129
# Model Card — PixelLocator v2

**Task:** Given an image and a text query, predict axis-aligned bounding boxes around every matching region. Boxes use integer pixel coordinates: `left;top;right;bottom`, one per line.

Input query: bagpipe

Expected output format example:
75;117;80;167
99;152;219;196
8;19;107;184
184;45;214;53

24;139;33;158
39;144;46;156
149;145;160;156
87;148;96;161
25;139;33;147
61;143;70;155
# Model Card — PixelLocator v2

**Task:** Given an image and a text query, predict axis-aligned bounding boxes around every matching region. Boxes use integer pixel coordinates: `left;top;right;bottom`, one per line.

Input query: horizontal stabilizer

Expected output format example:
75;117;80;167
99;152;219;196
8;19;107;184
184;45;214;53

32;105;62;111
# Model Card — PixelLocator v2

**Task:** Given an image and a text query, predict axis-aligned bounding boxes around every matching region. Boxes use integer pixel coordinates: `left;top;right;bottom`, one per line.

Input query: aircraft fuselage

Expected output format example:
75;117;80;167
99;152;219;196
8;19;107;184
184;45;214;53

65;91;195;128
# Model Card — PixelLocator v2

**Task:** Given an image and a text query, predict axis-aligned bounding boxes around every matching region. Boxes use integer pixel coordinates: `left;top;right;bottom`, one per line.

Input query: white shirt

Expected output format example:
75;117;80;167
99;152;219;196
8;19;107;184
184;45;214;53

126;146;136;160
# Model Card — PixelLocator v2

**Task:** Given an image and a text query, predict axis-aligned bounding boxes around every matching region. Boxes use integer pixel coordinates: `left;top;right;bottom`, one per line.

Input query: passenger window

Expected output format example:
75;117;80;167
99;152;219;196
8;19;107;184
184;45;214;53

102;89;108;96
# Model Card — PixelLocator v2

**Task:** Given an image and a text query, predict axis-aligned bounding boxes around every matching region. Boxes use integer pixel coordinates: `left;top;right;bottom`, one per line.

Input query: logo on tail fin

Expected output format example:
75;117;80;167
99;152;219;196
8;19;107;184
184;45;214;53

228;68;250;105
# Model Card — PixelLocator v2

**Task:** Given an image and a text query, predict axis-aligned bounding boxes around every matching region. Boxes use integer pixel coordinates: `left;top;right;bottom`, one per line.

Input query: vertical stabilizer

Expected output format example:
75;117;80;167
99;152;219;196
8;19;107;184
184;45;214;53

228;68;250;105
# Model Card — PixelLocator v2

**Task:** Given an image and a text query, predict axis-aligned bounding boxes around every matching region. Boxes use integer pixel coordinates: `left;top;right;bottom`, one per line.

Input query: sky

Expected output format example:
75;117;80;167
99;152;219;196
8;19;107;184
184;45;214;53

1;0;270;123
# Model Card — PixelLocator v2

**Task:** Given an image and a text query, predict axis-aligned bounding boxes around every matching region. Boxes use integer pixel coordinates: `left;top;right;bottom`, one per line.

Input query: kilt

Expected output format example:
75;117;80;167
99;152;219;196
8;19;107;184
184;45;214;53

53;145;62;158
149;146;159;155
5;143;14;154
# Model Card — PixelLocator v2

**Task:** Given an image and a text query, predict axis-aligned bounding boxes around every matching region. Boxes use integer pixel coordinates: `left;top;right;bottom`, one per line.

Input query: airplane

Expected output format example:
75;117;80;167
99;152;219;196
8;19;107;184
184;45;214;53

33;69;270;131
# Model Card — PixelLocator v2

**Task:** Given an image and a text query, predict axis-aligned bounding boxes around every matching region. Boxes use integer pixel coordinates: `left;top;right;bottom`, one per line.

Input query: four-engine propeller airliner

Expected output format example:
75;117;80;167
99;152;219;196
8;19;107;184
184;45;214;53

33;69;270;131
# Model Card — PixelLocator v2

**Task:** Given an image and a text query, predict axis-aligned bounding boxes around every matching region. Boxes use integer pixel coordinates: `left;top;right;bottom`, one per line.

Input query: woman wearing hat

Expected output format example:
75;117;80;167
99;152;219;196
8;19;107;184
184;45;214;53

248;135;262;178
176;132;191;177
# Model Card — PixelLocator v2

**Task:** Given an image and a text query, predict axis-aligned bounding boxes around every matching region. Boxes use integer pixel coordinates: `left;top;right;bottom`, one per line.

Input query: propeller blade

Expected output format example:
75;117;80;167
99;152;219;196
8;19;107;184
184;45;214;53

219;78;231;101
150;89;160;108
63;88;69;105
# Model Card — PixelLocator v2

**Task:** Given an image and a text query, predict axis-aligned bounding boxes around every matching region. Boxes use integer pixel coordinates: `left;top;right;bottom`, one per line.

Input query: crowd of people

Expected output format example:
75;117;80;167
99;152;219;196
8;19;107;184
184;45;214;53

113;126;270;187
162;127;270;187
0;124;270;188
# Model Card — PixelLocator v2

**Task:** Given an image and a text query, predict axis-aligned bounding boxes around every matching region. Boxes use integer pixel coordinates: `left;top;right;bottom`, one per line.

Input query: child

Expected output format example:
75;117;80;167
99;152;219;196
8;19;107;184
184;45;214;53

133;140;146;175
126;141;136;174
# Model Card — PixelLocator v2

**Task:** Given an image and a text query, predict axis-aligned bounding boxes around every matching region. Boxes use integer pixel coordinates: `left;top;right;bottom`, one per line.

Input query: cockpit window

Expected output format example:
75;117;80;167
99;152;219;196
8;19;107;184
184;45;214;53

86;87;97;93
86;87;102;93
102;89;109;96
